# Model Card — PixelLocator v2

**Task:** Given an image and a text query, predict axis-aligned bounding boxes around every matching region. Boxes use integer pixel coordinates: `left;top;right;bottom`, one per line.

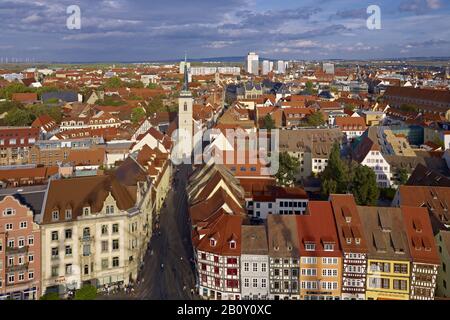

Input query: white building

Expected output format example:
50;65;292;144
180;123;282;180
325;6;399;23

277;61;286;74
241;226;269;300
177;63;194;160
246;52;259;75
262;60;271;76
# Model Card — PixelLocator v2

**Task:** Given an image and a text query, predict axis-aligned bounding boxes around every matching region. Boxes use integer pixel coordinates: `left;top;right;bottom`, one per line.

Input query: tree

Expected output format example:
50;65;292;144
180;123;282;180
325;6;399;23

145;95;166;114
321;142;349;197
40;292;60;300
74;285;97;300
0;83;32;99
104;77;123;89
305;81;314;95
397;168;409;185
306;111;325;127
147;83;158;89
131;107;146;124
4;108;33;126
350;165;379;206
262;114;276;130
275;152;300;187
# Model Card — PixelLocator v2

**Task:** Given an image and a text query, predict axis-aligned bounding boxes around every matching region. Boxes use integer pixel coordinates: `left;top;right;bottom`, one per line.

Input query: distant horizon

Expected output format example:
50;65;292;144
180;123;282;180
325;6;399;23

1;55;450;66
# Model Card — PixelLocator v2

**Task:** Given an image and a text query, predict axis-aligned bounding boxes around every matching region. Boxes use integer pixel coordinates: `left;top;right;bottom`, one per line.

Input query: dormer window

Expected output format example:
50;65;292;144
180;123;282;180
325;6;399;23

305;243;316;251
52;210;59;221
65;209;72;220
324;243;334;252
230;241;236;249
83;207;90;216
3;208;15;216
355;238;361;245
346;238;352;245
210;238;217;247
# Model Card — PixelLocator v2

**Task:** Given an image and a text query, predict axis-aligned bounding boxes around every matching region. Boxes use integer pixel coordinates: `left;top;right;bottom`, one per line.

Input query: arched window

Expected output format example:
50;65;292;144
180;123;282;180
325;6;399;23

184;102;188;112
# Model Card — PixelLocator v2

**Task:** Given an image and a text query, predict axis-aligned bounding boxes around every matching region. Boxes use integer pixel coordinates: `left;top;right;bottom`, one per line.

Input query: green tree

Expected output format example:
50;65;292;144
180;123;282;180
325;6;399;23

305;81;314;95
74;285;97;300
4;108;33;126
397;168;409;185
306;111;325;127
0;83;32;99
262;114;276;130
321;142;349;197
275;152;300;187
40;292;60;300
131;107;146;124
104;77;123;89
350;165;379;205
145;95;166;114
147;83;158;89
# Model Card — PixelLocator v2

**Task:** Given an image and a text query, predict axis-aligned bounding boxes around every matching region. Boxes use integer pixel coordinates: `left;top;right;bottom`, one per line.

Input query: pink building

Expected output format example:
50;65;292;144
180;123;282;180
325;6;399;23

0;196;41;300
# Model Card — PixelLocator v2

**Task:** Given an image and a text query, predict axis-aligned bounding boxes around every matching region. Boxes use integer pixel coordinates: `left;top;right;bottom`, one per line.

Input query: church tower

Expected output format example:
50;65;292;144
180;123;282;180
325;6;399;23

177;56;194;160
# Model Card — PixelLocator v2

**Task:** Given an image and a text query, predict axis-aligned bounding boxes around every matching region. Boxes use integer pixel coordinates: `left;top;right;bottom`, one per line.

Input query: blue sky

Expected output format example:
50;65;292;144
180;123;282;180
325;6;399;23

0;0;449;62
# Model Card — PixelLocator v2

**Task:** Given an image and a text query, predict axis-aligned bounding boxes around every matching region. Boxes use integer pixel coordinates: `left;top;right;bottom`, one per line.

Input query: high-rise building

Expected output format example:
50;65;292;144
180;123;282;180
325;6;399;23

247;52;259;75
262;60;271;75
277;60;286;74
323;63;335;74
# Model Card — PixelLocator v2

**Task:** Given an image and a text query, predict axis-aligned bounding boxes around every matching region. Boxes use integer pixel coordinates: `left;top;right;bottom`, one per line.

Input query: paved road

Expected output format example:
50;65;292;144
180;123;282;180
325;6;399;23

135;164;198;300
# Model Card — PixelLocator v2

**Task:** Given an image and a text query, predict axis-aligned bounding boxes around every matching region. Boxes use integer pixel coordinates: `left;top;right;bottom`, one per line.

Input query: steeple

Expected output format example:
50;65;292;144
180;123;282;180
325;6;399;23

182;53;189;92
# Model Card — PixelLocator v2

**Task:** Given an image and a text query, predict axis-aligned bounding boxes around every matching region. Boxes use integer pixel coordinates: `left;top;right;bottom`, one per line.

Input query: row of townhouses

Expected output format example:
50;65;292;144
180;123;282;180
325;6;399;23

187;164;447;301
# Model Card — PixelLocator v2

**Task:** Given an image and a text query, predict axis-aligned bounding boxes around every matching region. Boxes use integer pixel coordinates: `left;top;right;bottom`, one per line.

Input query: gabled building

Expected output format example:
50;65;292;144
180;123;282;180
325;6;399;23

297;202;342;300
39;173;152;297
241;225;269;300
267;215;300;300
0;127;39;166
0;195;41;300
401;206;439;300
330;195;368;300
357;206;411;300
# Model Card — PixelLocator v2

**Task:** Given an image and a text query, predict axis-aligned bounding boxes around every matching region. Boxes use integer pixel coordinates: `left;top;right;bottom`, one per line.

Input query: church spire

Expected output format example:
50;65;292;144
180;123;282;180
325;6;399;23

182;53;189;92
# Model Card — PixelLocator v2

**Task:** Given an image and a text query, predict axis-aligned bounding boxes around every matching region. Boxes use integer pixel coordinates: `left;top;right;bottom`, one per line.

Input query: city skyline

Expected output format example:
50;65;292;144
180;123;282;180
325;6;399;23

0;0;450;62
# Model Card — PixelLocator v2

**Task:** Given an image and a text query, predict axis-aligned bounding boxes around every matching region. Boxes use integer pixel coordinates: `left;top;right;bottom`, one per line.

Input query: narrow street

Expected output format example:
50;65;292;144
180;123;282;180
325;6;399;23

135;164;198;300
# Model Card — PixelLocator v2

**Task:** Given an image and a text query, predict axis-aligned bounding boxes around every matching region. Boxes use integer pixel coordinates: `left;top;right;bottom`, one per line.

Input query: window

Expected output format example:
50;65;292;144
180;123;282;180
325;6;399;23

112;257;119;268
102;259;109;270
8;274;15;284
112;224;119;234
230;241;236;249
244;278;250;288
253;279;258;288
305;243;316;251
18;238;25;248
324;244;334;251
83;207;90;216
262;263;267;272
20;221;27;229
51;266;58;277
65;209;72;220
28;254;34;263
18;256;24;265
51;247;59;259
51;231;58;241
28;271;34;280
112;239;119;251
102;241;108;253
65;245;72;256
244;263;249;272
210;239;217;247
3;208;15;216
65;229;72;239
261;279;267;288
8;239;14;248
253;263;258;272
52;210;59;221
102;225;108;235
5;223;13;231
28;236;34;246
0;240;2;252
65;264;72;275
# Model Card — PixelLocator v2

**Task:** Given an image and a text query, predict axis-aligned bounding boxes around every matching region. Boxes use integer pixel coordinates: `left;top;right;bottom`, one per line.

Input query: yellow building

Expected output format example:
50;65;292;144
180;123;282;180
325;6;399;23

357;206;411;300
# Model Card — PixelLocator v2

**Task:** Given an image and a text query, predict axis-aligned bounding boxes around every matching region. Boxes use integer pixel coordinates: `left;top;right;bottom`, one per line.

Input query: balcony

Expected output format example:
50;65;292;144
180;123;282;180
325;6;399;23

6;263;29;273
6;246;29;255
